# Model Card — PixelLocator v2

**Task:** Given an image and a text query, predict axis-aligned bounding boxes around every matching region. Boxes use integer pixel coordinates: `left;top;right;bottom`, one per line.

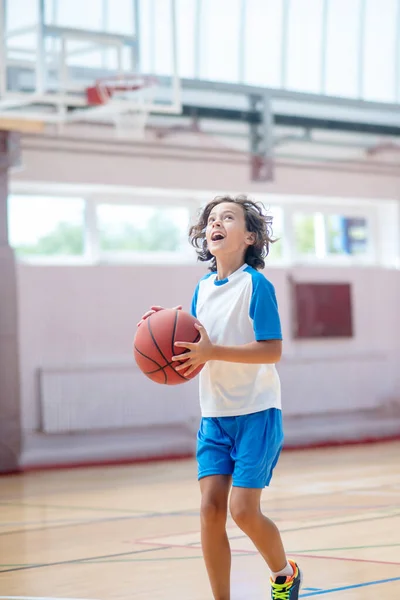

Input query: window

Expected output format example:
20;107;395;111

244;0;283;87
52;0;103;30
105;0;135;35
7;0;38;30
176;0;197;78
293;212;316;256
293;210;371;260
8;186;390;268
8;195;85;257
139;0;175;76
96;204;190;255
198;0;242;82
285;0;324;93
362;0;398;102
325;0;362;98
327;215;368;256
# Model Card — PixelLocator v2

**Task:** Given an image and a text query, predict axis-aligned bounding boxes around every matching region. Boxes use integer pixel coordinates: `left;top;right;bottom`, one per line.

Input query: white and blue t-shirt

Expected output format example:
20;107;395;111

191;263;282;418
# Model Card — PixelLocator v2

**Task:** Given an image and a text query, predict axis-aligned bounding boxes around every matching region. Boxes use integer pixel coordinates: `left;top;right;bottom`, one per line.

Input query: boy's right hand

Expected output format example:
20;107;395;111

136;305;182;327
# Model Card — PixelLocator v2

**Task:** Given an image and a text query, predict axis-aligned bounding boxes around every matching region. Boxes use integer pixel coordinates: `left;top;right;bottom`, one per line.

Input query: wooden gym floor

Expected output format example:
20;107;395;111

0;441;399;599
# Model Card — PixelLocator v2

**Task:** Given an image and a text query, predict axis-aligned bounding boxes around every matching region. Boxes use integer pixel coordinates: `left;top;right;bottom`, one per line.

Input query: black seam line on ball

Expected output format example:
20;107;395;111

171;309;179;360
134;344;167;383
147;317;187;381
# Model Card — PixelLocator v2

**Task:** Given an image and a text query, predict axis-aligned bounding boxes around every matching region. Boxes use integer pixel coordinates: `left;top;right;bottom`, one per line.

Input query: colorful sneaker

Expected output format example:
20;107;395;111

270;561;302;599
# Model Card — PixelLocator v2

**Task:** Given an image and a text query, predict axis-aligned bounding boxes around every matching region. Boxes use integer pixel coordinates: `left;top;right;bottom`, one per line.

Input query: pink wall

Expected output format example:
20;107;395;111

14;132;400;199
11;132;400;466
16;263;400;466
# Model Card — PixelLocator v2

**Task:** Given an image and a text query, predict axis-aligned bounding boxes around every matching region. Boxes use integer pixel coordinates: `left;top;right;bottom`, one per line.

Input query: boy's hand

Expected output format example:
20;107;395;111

136;305;182;327
172;323;213;376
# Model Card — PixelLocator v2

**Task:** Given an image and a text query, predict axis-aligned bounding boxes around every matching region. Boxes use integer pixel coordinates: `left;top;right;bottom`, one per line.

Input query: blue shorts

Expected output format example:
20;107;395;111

196;408;284;489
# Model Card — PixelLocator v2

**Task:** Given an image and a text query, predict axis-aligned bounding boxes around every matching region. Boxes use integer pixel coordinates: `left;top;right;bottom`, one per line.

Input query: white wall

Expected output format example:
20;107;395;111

17;263;400;467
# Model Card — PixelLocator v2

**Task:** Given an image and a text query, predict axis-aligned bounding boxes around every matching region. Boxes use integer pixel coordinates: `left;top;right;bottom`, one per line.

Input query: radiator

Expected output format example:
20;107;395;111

39;365;198;433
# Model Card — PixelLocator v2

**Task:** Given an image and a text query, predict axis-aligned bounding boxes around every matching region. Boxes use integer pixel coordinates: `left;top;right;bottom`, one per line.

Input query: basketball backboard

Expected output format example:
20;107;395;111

0;0;182;138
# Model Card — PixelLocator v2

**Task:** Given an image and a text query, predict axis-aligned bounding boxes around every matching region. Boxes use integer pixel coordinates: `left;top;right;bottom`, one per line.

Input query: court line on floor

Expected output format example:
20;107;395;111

300;576;400;597
133;509;400;551
0;516;137;537
2;499;396;515
0;518;108;528
289;552;400;567
0;500;182;515
53;540;400;565
228;510;400;540
134;539;400;568
0;512;190;538
0;507;381;537
1;476;398;510
3;504;397;538
291;542;400;553
0;546;171;574
1;538;399;571
0;597;100;600
3;539;399;569
279;509;400;534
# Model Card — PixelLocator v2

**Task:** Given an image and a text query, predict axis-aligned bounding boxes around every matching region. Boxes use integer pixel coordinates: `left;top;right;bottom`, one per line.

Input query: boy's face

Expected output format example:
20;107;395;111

206;202;255;259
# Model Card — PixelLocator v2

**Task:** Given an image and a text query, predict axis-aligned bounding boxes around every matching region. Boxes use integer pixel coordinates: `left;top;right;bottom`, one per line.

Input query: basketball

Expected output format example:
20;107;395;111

133;309;204;384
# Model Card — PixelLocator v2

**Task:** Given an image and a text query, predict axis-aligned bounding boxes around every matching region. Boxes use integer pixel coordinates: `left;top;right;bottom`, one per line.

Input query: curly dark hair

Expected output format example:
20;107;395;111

189;194;276;272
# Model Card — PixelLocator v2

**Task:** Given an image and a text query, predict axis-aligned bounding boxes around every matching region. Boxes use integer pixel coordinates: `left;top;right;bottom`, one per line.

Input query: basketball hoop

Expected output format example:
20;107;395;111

86;75;159;140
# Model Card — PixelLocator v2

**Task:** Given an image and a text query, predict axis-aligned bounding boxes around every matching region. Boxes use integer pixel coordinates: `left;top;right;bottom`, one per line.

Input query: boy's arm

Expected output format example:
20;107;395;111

210;339;282;364
173;324;281;375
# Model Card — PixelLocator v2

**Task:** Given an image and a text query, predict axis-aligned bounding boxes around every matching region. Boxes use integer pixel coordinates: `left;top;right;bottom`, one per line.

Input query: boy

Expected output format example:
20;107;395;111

138;195;302;599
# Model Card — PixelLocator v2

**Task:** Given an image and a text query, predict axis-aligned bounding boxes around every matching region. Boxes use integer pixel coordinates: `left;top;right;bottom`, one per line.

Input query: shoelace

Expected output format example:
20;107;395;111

271;579;293;600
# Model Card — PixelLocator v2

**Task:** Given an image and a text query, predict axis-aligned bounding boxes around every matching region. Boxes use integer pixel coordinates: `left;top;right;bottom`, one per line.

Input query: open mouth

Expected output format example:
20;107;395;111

211;232;225;241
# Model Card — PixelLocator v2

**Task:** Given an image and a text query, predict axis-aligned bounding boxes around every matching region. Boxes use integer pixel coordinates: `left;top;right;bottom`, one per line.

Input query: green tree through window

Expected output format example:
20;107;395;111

100;212;181;252
15;222;84;256
14;212;183;256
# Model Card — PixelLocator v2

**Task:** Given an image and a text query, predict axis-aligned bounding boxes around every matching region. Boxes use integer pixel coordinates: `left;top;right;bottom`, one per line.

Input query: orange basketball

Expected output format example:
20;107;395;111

133;309;204;385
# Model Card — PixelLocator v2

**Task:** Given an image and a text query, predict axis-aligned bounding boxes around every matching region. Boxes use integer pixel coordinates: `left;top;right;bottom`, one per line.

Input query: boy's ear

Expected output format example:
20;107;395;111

246;232;256;246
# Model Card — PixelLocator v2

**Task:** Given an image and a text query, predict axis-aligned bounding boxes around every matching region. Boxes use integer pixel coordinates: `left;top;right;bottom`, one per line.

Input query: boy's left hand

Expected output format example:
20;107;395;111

172;323;213;376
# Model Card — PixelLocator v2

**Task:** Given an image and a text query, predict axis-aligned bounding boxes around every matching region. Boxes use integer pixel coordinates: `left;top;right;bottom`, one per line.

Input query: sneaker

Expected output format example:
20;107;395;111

270;560;302;599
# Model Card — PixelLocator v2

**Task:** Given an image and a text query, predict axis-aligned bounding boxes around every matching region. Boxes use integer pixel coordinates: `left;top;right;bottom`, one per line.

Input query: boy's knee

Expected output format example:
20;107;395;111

229;498;258;531
200;495;227;526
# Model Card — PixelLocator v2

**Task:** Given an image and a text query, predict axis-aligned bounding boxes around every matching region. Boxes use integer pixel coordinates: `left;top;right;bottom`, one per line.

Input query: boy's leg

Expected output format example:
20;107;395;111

229;409;302;596
197;417;235;599
200;474;232;600
229;487;287;572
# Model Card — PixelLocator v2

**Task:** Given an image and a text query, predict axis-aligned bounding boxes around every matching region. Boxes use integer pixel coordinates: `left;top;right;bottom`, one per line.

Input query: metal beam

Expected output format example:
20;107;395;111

248;93;274;182
175;77;400;112
174;104;400;137
44;25;136;46
274;114;400;136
